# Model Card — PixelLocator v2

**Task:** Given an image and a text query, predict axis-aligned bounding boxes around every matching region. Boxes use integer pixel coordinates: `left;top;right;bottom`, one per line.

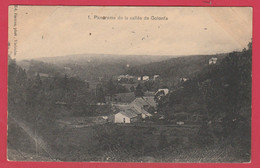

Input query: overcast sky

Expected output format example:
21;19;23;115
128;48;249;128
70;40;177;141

8;6;252;60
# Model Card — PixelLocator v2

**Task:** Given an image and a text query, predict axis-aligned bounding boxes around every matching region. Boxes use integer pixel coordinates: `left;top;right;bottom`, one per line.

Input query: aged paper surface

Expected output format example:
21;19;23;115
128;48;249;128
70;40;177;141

8;6;252;60
8;6;252;162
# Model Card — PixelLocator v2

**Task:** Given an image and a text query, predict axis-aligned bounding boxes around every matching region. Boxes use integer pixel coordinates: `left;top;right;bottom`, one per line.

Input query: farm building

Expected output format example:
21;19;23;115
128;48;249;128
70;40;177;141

114;109;141;123
130;97;155;119
142;76;150;81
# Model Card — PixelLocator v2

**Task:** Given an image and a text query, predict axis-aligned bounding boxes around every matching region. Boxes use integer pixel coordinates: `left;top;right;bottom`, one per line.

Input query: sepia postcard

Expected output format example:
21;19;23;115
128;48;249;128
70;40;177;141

7;6;252;162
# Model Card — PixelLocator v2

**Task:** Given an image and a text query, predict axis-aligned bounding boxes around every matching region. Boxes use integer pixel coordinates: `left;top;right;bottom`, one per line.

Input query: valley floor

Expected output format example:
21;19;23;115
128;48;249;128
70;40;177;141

7;115;250;163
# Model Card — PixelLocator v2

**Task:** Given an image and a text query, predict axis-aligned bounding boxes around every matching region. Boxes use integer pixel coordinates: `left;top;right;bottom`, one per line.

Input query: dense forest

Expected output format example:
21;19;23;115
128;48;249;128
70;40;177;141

156;42;252;158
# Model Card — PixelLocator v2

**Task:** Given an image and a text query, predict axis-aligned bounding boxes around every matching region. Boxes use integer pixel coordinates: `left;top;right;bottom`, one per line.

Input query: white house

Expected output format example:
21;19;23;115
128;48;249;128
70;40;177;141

155;89;169;96
114;109;140;123
180;77;188;82
143;76;149;81
209;57;218;65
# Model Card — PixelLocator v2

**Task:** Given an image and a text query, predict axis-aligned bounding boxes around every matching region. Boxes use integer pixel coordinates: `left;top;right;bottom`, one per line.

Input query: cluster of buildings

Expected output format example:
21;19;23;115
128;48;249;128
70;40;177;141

209;57;218;65
117;74;135;82
117;74;160;83
137;75;160;81
113;88;170;124
114;96;157;123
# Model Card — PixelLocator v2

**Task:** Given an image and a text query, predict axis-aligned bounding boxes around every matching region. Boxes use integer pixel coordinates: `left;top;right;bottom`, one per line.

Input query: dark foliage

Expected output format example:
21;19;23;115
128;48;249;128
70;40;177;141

134;84;144;97
157;42;252;156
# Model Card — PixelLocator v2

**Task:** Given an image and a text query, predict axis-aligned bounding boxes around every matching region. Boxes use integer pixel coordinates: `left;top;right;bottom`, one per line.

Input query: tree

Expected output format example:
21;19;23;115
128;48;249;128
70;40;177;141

134;84;144;97
62;74;69;93
105;79;116;97
130;86;135;92
96;85;105;103
116;84;129;93
144;81;154;91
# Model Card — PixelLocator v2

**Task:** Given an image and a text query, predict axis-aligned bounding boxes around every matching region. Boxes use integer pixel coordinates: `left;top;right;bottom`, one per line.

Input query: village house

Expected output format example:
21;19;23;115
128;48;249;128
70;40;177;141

142;76;149;81
153;75;160;81
209;57;218;65
130;97;155;119
114;109;141;123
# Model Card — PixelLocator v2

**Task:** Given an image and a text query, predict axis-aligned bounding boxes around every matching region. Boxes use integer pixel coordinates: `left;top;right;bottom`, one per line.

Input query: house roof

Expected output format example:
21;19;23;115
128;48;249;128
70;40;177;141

131;106;152;116
131;97;150;107
114;96;156;118
131;97;156;108
143;97;156;108
130;98;153;117
118;109;139;118
115;101;153;117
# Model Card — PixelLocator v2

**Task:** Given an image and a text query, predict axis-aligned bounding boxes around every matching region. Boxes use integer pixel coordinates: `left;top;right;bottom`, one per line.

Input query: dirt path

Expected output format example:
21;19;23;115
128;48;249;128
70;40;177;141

8;115;58;160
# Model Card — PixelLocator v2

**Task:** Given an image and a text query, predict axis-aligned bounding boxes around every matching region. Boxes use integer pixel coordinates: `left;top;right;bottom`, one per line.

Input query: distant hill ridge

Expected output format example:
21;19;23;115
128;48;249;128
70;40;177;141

125;53;228;84
34;53;175;65
17;53;228;82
